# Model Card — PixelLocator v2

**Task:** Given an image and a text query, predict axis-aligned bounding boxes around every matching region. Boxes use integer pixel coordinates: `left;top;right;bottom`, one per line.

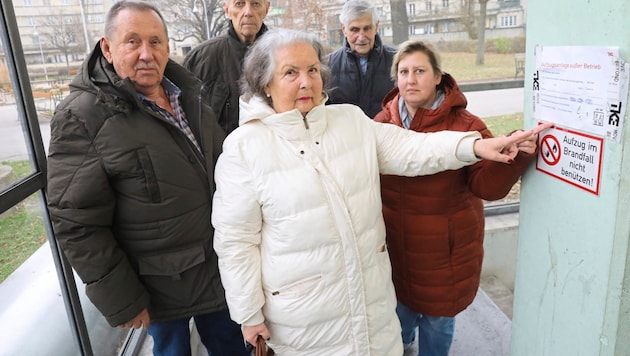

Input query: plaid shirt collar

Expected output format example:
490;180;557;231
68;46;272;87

137;77;202;152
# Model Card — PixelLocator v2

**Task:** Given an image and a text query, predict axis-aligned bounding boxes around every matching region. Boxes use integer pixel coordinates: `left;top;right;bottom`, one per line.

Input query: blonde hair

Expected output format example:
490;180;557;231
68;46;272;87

391;40;442;82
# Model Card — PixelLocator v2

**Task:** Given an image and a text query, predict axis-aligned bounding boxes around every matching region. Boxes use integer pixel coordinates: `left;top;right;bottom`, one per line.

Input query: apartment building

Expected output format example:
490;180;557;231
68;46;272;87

6;0;526;77
266;0;526;47
13;0;116;71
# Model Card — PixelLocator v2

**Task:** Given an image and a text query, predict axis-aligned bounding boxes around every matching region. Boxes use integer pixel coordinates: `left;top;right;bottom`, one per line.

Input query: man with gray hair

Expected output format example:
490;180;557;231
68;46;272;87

326;0;397;118
46;1;248;354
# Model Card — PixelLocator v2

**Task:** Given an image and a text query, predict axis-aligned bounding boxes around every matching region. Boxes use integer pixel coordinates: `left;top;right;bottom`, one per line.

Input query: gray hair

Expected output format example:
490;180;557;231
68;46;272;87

339;0;379;27
104;1;168;39
241;28;331;103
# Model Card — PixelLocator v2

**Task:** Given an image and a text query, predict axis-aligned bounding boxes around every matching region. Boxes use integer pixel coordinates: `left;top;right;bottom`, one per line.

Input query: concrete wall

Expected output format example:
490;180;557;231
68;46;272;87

483;213;519;292
514;1;630;355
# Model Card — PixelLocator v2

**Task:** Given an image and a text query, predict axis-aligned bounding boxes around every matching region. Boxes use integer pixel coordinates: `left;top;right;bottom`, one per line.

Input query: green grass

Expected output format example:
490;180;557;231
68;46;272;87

441;52;518;82
0;161;46;282
0;200;47;282
2;160;32;181
483;112;524;136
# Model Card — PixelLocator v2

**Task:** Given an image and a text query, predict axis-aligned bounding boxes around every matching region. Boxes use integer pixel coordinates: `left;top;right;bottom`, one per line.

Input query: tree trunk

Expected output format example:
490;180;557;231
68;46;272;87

475;0;488;65
389;0;409;45
459;0;478;40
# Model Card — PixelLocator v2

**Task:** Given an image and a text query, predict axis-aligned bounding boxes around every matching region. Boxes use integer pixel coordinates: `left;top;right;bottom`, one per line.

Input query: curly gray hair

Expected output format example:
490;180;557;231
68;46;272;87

240;28;331;104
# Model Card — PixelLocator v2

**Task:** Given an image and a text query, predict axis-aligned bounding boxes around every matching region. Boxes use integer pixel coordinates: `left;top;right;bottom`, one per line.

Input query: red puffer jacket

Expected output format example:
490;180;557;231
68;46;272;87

374;74;536;316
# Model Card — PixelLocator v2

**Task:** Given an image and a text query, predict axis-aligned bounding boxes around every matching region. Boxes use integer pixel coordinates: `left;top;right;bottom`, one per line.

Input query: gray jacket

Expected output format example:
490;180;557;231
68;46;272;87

47;43;226;326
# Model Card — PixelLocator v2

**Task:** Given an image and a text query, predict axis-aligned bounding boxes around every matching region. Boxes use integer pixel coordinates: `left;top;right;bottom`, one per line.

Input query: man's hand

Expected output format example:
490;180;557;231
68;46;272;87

118;308;150;329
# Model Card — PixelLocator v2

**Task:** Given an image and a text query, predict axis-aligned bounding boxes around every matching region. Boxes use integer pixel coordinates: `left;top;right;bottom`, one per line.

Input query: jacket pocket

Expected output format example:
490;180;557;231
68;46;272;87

263;274;326;326
267;274;323;299
209;82;230;129
137;245;205;279
135;148;161;203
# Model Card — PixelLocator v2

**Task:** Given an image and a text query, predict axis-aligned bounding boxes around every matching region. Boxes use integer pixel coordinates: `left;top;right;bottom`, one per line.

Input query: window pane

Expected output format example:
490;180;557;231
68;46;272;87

0;191;129;355
0;105;40;184
1;3;135;354
0;192;79;355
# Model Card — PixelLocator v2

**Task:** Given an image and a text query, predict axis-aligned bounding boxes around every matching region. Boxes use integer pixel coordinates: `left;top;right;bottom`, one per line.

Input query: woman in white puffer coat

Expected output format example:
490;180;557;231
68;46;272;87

211;28;550;355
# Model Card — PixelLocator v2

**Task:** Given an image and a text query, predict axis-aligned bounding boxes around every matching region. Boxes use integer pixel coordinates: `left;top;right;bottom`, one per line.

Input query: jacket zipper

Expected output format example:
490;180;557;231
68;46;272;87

224;100;231;132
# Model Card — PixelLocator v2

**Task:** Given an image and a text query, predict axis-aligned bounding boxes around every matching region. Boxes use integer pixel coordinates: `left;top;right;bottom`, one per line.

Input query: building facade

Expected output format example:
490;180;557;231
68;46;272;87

6;0;526;81
267;0;526;47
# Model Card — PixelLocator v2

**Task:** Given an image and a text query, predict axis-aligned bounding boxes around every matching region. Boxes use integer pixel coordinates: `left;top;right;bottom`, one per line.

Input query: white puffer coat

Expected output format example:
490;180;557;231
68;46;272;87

212;96;480;355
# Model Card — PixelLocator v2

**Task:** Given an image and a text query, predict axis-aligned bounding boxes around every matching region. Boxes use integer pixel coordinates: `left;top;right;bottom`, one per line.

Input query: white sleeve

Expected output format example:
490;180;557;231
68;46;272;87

371;120;481;176
212;139;265;326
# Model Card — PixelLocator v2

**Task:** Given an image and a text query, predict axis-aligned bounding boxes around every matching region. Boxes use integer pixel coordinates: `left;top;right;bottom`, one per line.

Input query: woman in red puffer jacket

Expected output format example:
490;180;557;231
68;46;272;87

374;40;539;356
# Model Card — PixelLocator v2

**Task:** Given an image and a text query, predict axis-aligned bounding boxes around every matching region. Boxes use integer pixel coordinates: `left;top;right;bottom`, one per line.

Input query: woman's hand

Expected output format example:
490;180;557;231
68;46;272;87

243;323;270;346
474;122;553;163
510;129;539;154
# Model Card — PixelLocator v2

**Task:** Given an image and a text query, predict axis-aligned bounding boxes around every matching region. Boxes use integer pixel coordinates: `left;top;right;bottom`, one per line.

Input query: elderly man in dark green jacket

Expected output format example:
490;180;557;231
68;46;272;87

46;2;248;355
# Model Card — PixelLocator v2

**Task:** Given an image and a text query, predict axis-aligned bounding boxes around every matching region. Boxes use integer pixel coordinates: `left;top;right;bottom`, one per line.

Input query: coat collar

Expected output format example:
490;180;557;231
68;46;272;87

227;21;269;46
239;93;329;140
378;73;467;128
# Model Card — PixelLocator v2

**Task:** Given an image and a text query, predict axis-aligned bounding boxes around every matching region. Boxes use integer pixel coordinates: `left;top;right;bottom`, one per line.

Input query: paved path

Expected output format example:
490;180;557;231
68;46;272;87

0;103;50;161
465;87;524;118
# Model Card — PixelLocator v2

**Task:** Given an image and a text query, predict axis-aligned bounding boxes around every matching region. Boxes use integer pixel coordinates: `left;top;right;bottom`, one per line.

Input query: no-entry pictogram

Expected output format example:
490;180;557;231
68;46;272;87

540;134;561;166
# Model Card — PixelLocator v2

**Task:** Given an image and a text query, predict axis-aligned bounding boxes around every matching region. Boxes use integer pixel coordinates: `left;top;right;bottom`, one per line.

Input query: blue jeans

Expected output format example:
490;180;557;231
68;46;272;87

147;309;248;356
396;301;455;356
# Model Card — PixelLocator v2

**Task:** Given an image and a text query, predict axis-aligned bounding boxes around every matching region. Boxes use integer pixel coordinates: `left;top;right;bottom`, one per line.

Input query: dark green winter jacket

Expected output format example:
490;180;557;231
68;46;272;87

47;43;226;327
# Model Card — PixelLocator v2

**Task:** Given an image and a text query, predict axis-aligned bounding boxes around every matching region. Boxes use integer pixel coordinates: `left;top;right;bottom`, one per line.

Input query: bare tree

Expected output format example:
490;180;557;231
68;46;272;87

275;0;326;40
41;14;86;71
458;0;488;65
475;0;489;65
390;0;409;45
156;0;228;43
458;0;479;40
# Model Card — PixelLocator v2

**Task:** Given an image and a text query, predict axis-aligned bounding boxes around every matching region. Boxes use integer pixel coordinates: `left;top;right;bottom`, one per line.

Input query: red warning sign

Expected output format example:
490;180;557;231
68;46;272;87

540;134;561;166
536;126;603;195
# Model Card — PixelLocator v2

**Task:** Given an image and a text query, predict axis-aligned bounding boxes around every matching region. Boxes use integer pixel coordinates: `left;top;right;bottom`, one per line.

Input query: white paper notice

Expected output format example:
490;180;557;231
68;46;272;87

532;46;629;142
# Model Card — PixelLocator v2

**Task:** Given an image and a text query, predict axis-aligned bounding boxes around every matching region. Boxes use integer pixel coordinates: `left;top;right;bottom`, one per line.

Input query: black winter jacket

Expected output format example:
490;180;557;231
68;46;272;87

326;34;397;118
183;22;269;134
47;43;226;327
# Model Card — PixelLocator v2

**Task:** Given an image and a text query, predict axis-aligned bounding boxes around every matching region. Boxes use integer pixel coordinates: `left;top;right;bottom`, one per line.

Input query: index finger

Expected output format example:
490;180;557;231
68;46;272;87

531;121;554;135
506;121;553;145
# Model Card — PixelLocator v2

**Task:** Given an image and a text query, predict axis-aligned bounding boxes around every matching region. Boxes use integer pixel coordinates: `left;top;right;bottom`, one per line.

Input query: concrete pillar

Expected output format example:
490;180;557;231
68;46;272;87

513;2;630;355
